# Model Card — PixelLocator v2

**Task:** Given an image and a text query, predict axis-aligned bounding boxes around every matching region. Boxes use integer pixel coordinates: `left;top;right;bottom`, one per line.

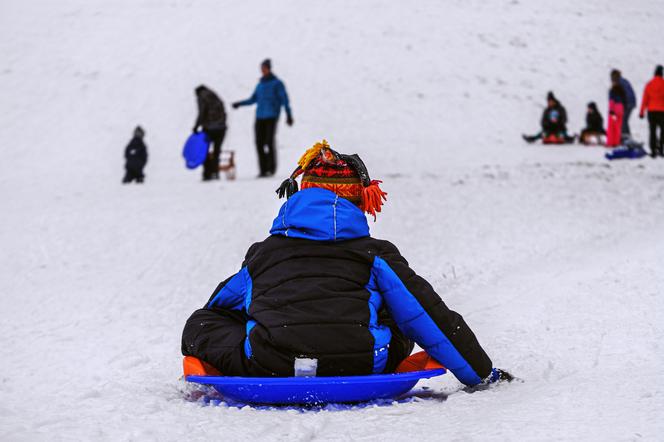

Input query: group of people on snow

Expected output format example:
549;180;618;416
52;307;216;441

522;65;664;157
122;58;293;184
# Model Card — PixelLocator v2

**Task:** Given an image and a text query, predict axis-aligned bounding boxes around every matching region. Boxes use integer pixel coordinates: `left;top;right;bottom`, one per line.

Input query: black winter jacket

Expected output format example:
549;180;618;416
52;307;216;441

192;188;494;386
541;103;568;133
195;87;227;131
586;110;605;133
124;136;147;170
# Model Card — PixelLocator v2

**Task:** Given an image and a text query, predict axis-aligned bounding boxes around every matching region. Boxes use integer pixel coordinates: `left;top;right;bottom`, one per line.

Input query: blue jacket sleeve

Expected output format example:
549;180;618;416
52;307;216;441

277;80;292;117
373;242;493;386
205;267;252;311
621;78;637;108
236;86;258;107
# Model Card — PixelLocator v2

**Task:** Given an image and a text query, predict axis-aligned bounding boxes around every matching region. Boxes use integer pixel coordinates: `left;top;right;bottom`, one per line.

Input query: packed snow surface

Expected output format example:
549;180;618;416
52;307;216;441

1;0;663;440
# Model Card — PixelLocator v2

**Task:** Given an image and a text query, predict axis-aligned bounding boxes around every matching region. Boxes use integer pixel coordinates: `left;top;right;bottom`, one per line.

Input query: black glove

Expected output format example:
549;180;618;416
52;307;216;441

484;368;514;384
232;102;240;109
495;368;514;382
286;115;294;126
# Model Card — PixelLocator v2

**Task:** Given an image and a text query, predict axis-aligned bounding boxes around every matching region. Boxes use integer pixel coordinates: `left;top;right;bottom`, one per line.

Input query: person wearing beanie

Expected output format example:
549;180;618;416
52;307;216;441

193;85;227;181
181;140;513;387
522;91;573;143
232;59;294;177
122;126;148;184
639;65;664;157
579;102;606;145
610;69;637;135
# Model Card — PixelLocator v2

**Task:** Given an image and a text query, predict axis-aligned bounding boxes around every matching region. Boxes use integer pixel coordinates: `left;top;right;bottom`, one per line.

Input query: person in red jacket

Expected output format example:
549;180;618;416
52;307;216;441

639;65;664;158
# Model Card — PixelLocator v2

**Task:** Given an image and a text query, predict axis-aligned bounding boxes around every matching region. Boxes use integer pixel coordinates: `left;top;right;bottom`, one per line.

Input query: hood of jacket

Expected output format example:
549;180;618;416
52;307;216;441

270;188;370;241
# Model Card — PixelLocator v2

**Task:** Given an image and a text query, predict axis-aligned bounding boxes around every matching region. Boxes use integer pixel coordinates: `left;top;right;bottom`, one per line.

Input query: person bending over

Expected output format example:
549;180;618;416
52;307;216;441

193;85;227;181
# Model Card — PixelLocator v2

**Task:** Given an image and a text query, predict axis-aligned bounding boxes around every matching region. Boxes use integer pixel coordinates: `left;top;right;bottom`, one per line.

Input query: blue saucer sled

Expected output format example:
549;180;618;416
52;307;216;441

182;132;209;169
183;352;447;405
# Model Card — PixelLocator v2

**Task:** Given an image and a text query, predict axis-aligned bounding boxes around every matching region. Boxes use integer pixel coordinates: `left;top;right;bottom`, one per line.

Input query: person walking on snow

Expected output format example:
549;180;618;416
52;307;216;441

639;65;664;158
181;140;513;387
610;69;637;136
122;126;148;184
193;85;227;181
606;80;627;147
232;59;293;177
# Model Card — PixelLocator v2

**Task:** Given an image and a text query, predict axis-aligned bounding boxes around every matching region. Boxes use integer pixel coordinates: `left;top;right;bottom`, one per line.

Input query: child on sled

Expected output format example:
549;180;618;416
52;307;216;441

181;141;512;387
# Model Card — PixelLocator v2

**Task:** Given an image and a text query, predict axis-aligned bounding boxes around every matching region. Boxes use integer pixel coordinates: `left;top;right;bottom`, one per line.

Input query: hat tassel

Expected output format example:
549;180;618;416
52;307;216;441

276;177;299;199
362;180;387;221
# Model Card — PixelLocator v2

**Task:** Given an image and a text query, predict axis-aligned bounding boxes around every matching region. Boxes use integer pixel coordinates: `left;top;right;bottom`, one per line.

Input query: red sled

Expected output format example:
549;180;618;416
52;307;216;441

542;134;566;145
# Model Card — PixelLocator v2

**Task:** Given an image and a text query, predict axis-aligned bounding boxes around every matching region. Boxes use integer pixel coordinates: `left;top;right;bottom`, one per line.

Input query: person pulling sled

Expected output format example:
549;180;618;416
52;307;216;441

181;140;512;387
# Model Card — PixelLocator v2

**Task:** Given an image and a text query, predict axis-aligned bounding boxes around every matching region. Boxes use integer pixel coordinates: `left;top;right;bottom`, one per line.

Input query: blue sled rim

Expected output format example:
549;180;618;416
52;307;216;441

186;368;446;404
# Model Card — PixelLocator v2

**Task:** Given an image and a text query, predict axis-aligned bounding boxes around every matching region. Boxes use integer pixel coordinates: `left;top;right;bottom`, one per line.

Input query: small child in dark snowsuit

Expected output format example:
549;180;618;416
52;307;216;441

579;102;606;145
123;126;148;184
181;140;513;387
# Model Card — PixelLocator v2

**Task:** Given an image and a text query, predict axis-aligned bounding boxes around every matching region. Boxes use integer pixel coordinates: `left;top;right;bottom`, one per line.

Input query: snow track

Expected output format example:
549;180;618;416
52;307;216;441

1;0;663;440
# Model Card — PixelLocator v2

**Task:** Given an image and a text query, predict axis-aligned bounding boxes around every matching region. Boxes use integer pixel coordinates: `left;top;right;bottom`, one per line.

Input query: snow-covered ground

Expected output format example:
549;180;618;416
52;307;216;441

1;0;663;440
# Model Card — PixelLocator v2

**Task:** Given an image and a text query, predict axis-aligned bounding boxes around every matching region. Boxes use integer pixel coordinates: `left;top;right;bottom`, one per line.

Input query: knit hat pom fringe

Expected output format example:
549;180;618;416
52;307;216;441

362;180;387;221
298;139;329;170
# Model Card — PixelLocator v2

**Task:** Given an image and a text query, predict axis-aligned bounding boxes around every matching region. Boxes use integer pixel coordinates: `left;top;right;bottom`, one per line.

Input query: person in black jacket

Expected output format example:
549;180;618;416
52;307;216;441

193;85;227;181
579;102;606;145
523;91;574;143
181;140;512;386
122;126;148;184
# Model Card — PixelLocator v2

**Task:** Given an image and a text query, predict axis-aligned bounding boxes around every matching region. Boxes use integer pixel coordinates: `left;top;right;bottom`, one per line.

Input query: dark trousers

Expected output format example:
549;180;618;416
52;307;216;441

181;308;414;376
122;166;144;183
648;111;664;156
203;127;226;180
622;106;634;135
254;118;278;176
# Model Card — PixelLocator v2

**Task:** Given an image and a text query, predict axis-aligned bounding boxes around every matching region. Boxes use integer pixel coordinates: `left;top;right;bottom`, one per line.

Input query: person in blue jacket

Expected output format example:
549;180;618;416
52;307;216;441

232;59;293;177
181;140;513;387
611;69;637;135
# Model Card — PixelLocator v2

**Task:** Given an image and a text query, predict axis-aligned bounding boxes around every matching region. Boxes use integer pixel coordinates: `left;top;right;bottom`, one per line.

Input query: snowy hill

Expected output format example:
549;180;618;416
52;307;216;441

1;0;663;440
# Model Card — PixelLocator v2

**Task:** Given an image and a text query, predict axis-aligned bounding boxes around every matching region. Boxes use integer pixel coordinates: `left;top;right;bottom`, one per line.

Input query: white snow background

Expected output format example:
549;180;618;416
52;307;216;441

1;0;663;440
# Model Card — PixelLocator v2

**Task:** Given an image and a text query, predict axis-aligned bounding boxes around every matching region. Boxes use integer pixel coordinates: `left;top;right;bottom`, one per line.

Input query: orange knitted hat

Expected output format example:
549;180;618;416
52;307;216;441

276;140;387;220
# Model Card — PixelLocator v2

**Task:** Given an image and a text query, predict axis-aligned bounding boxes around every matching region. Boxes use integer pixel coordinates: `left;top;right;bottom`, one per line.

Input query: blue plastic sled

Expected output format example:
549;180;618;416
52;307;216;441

186;369;446;405
183;132;209;169
605;141;647;161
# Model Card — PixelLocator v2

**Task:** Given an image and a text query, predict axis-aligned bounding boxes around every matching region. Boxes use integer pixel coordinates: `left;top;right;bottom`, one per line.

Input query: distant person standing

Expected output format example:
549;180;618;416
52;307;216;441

606;80;627;147
193;85;227;181
232;59;293;177
610;70;637;136
639;65;664;158
123;126;148;184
